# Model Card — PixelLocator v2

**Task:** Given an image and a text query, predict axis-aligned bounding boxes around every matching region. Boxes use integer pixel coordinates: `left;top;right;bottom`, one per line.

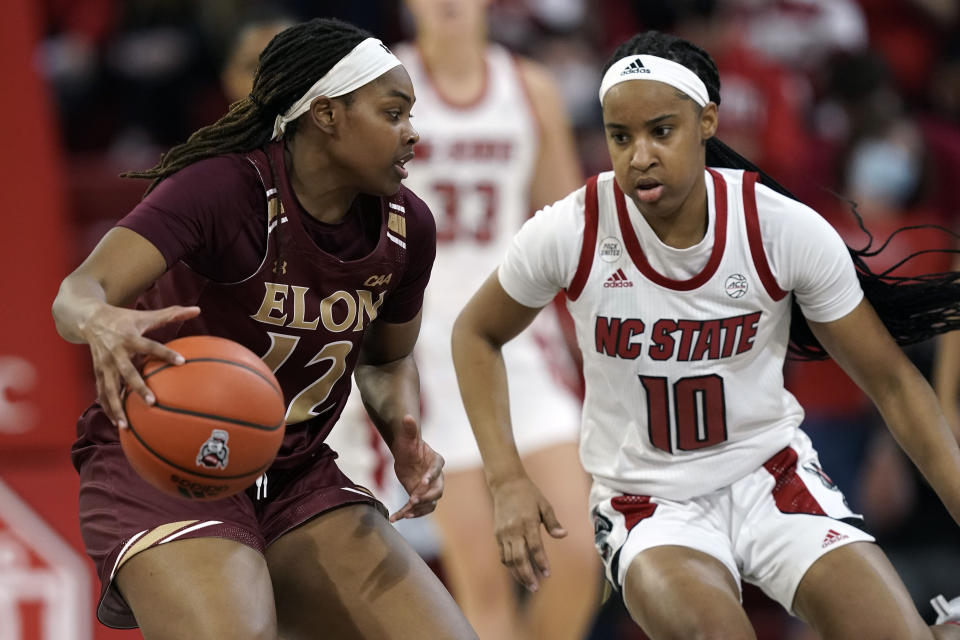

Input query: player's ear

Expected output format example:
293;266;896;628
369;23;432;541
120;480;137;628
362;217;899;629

308;96;338;134
699;102;718;142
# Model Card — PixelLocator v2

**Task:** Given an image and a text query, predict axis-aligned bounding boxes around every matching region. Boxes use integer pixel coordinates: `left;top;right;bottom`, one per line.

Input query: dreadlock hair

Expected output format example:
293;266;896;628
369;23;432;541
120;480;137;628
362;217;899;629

123;18;371;195
604;31;960;359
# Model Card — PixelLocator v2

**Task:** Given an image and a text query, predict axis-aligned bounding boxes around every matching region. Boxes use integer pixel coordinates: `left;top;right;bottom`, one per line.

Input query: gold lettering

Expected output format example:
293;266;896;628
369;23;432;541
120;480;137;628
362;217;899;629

320;291;357;333
355;290;385;331
287;286;320;330
363;273;394;287
261;332;301;372
250;283;288;326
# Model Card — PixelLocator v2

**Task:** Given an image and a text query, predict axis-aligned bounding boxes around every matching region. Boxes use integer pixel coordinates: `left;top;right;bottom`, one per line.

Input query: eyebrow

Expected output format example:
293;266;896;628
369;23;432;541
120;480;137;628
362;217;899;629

386;89;414;105
604;113;677;130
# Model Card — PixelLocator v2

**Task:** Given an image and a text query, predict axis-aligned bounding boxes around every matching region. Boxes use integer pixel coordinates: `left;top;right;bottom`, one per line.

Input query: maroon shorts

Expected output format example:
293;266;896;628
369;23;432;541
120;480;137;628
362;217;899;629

74;437;386;629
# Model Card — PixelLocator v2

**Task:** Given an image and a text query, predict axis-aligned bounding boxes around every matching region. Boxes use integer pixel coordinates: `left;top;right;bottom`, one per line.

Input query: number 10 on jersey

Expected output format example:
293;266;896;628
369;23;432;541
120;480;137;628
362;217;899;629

640;374;728;453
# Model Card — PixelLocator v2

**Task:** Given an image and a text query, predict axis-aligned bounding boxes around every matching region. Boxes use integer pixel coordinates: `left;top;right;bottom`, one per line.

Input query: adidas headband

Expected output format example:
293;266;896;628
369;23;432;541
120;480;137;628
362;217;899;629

272;37;402;140
598;55;709;107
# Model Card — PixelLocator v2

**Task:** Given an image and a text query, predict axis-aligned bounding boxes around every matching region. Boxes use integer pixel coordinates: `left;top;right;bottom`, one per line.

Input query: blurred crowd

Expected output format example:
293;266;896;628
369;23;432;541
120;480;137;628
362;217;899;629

38;0;960;638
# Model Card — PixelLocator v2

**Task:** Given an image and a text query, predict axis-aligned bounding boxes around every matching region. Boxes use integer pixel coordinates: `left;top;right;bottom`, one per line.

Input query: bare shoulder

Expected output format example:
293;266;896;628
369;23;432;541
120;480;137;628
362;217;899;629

515;56;563;103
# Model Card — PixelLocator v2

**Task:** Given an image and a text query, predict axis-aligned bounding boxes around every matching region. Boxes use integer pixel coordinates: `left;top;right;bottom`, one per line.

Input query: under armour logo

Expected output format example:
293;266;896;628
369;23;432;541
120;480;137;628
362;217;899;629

273;259;287;275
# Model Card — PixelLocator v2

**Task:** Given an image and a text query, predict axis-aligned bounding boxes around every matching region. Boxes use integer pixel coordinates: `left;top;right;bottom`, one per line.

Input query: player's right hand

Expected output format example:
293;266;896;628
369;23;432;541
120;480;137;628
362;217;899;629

489;475;567;593
78;304;201;429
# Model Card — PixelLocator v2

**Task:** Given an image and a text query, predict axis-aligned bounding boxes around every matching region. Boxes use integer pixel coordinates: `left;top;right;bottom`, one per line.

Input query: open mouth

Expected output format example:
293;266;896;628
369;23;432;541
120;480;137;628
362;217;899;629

394;152;414;179
634;178;664;204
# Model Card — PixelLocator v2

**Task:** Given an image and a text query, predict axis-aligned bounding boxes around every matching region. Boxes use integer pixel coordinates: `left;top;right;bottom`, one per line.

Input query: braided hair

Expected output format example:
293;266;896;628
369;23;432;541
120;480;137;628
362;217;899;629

604;32;960;359
123;18;371;194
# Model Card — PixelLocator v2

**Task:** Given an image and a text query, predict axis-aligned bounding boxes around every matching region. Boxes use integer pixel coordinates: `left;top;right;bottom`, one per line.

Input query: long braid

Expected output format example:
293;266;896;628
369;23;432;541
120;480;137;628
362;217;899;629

123;18;371;195
604;32;960;359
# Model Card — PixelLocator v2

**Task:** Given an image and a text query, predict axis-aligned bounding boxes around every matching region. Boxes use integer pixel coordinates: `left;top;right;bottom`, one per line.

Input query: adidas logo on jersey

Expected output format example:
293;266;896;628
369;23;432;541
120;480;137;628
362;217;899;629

620;59;651;76
821;529;849;548
604;269;633;288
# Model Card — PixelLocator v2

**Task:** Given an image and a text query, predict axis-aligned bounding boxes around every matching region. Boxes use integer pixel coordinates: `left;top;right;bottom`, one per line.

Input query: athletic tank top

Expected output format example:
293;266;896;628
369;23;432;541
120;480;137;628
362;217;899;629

395;42;539;327
566;169;803;499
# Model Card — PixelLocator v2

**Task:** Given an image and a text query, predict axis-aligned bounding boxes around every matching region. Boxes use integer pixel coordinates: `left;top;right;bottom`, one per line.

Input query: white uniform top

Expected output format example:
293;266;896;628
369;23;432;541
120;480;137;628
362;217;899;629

498;168;863;500
326;43;580;486
395;42;540;327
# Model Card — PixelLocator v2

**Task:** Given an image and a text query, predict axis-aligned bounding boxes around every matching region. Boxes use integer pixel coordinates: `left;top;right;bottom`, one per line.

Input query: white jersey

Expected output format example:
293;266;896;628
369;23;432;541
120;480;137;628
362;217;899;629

498;169;863;500
326;43;579;486
395;42;539;326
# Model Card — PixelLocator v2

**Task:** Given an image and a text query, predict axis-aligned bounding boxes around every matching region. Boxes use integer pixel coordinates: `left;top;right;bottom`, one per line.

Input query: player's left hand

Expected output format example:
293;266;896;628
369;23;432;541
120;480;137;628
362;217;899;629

389;414;445;521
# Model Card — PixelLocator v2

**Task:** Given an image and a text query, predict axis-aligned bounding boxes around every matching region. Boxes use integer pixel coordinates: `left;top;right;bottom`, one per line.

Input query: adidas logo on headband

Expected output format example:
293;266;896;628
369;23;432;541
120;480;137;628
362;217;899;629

620;59;650;76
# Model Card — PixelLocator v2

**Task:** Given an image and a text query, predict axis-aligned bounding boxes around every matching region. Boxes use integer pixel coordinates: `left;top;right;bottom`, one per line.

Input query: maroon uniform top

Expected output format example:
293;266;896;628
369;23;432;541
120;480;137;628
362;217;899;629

73;141;436;471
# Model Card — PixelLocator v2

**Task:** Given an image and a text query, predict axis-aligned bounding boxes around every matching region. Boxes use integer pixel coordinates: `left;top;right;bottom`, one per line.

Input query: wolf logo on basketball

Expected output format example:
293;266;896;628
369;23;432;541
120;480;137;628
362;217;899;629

196;429;230;470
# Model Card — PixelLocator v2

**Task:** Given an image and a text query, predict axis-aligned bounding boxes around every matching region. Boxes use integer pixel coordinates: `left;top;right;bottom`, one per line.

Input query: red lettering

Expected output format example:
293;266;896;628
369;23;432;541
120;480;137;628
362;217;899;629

720;316;742;358
640;376;671;453
691;319;722;361
648;319;677;361
736;312;761;354
595;316;620;356
443;140;513;161
416;141;434;161
617;319;645;359
676;320;700;361
674;375;727;450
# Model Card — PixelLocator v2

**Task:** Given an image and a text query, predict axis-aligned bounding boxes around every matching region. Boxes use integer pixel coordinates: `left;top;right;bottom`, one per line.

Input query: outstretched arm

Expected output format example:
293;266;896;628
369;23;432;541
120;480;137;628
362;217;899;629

353;310;442;521
52;227;200;427
809;298;960;525
933;330;960;441
452;272;567;592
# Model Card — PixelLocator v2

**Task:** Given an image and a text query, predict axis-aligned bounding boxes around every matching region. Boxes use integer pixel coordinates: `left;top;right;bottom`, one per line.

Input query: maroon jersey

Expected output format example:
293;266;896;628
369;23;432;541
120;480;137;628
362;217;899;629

74;142;436;471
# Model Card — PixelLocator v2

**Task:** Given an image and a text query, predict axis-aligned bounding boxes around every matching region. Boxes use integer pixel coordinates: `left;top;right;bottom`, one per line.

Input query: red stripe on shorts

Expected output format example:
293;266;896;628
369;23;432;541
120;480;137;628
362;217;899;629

611;495;658;531
763;447;826;515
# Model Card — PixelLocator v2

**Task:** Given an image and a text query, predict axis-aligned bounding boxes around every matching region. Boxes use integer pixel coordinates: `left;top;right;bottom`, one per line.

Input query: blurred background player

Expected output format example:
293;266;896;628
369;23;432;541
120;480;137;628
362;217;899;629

326;1;600;638
219;8;295;105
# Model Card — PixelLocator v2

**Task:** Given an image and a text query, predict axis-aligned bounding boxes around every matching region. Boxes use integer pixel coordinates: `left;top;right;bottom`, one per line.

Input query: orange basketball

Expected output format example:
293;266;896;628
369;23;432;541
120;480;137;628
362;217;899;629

121;335;286;500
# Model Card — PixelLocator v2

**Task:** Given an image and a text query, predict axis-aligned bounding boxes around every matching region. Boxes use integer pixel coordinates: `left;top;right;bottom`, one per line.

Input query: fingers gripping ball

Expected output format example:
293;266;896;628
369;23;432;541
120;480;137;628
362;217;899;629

121;336;286;500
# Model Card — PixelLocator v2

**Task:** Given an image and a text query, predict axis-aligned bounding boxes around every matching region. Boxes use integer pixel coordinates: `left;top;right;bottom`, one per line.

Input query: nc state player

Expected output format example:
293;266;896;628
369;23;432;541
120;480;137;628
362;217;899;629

52;18;475;640
452;31;960;639
328;1;599;638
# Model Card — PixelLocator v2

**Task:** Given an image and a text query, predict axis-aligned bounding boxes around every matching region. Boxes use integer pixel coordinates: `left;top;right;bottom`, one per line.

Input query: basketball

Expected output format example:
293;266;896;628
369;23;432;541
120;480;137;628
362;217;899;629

120;335;286;500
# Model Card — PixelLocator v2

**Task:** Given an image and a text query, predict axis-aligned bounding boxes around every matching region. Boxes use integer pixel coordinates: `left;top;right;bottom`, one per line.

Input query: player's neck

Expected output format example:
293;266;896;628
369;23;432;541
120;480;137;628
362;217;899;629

418;36;486;103
284;140;356;225
636;179;709;250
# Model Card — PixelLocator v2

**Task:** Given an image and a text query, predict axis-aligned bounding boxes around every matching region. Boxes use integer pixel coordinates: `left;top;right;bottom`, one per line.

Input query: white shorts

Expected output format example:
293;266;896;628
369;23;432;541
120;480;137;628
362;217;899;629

589;431;875;615
328;304;582;483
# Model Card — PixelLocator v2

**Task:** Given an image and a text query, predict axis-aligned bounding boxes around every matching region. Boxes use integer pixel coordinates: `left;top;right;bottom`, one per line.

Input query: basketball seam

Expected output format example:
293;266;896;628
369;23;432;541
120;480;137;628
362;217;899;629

124;423;274;480
149;403;283;431
144;357;283;395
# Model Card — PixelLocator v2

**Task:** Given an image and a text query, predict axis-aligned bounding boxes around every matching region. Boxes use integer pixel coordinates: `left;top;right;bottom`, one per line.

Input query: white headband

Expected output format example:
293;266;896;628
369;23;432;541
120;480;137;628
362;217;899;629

271;37;402;140
598;54;709;107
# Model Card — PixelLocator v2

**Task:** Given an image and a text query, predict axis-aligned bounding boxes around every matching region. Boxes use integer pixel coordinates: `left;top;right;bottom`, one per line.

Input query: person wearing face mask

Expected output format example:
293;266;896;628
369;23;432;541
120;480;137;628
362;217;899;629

452;30;960;639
